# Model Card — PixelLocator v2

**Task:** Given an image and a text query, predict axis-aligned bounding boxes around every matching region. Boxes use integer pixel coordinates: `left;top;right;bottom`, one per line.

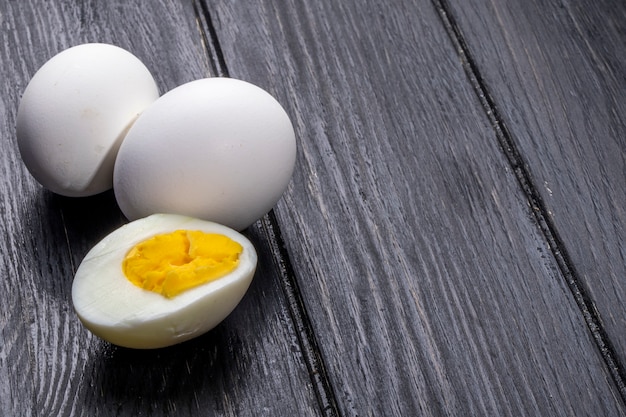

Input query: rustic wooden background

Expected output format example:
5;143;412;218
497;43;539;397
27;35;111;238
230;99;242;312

1;0;624;416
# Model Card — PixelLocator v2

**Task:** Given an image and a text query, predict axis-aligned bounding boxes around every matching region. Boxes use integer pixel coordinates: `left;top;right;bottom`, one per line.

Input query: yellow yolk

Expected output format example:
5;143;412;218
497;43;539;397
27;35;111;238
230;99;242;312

122;230;243;298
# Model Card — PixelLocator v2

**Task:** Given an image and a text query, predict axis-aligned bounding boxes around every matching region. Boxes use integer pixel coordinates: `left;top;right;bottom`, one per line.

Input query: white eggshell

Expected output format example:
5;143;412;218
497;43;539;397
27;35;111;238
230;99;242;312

72;213;257;349
113;77;296;231
16;43;159;197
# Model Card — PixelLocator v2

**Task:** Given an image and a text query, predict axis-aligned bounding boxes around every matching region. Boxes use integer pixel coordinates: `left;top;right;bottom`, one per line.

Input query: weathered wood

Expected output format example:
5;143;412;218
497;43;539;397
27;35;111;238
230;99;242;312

444;0;626;373
2;0;625;415
206;0;625;415
0;1;318;416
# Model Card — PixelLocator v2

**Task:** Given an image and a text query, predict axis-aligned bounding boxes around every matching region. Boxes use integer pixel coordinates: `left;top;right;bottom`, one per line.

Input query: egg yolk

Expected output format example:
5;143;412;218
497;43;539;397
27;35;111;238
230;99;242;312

122;230;243;298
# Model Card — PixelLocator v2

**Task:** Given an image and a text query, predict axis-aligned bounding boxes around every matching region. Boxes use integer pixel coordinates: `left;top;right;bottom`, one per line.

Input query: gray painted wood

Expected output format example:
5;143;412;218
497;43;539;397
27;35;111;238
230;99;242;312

206;0;625;415
0;0;624;416
444;0;626;369
0;1;318;416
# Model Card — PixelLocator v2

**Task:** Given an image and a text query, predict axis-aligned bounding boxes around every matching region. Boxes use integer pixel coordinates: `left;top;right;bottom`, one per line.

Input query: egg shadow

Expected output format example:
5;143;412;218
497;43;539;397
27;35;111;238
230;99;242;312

80;313;254;414
16;187;127;304
46;189;128;254
23;187;127;254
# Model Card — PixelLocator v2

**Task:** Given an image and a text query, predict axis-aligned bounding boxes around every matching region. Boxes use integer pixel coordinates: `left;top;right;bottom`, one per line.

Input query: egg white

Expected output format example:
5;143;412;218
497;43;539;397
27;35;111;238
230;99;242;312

72;213;257;349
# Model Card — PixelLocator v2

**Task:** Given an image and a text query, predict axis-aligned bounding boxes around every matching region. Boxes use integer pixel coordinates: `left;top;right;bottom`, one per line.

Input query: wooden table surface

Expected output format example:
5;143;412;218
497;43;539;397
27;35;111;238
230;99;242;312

1;1;624;416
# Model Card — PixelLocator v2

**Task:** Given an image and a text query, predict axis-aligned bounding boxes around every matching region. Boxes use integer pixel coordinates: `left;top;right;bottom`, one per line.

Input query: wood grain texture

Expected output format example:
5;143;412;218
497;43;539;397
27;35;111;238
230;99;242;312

0;1;318;416
2;0;625;416
206;0;626;415
445;0;626;370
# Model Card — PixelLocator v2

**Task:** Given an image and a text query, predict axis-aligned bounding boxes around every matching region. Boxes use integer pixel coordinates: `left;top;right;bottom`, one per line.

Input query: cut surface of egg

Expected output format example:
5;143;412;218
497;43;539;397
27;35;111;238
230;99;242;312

72;213;257;349
16;43;159;197
113;77;296;231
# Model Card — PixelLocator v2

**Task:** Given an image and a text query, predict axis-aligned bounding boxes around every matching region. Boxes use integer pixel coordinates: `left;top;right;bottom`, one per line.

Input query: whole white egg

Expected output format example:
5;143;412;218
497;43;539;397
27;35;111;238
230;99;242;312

113;77;296;231
16;43;159;197
72;213;257;349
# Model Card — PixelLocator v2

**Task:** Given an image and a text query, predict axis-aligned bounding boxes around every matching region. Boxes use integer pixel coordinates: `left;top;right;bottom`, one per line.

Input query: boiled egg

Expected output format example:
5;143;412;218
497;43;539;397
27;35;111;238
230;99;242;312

113;77;296;231
16;43;159;196
71;213;257;349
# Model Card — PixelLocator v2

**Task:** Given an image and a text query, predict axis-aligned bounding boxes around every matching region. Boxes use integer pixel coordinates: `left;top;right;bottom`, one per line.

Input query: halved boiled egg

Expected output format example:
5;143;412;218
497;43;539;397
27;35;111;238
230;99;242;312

71;213;257;349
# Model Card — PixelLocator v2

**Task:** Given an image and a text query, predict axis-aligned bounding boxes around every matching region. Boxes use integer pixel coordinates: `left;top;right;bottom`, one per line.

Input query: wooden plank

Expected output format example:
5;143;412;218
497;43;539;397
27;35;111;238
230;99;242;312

0;1;319;416
443;0;626;374
205;0;626;415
